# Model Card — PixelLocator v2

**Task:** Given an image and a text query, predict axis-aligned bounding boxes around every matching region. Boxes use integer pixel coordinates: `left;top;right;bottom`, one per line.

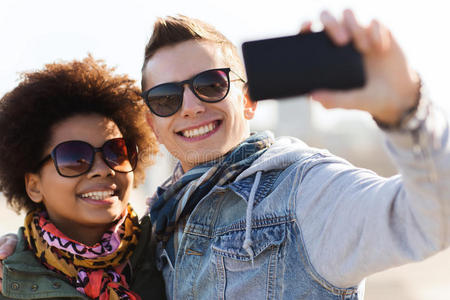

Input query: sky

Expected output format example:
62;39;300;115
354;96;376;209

1;0;449;117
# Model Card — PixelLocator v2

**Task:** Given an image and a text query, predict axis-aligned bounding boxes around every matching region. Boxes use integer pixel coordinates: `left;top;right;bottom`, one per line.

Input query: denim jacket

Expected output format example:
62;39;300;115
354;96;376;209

158;166;362;299
156;99;450;299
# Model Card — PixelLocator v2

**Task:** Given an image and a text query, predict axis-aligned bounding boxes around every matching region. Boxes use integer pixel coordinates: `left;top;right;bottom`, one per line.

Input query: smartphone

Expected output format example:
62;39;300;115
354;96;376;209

242;31;366;101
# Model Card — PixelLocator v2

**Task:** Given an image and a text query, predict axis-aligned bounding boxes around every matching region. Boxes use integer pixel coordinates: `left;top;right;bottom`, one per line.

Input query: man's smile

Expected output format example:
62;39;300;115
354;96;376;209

176;120;222;140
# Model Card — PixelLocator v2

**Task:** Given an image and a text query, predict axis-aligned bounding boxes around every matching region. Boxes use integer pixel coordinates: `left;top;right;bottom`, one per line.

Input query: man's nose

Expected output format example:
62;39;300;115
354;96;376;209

179;86;206;118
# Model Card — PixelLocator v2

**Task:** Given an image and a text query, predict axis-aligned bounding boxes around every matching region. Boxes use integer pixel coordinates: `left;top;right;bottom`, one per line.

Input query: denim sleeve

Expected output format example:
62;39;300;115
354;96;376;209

296;100;450;288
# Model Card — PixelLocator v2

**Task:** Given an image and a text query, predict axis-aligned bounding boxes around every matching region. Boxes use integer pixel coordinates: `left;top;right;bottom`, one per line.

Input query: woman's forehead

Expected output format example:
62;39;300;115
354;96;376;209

48;114;122;149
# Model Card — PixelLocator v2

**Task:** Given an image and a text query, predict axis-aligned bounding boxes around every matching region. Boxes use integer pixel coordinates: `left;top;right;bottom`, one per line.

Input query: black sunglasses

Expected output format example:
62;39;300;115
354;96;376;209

37;138;138;178
141;68;245;117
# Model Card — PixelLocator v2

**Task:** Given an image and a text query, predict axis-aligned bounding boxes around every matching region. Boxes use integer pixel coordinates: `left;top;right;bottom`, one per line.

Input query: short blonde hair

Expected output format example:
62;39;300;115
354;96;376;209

141;15;245;88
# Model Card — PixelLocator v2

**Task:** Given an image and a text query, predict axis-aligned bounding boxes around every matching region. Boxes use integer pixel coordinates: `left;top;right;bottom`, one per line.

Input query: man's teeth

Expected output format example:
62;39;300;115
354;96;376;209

182;122;216;138
80;191;115;200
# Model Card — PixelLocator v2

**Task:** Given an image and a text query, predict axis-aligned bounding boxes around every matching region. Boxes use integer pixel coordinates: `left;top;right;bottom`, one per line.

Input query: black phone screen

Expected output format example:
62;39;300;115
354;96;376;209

242;31;366;101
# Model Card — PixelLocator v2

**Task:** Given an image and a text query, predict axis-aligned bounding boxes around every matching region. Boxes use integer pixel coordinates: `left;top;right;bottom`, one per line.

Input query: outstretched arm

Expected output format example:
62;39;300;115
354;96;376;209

295;10;449;288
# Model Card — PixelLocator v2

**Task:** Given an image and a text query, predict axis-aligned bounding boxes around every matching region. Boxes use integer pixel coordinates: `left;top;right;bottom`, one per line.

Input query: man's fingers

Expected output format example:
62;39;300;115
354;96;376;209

298;21;312;34
343;9;370;53
320;11;350;46
0;234;18;259
368;19;391;53
310;89;370;111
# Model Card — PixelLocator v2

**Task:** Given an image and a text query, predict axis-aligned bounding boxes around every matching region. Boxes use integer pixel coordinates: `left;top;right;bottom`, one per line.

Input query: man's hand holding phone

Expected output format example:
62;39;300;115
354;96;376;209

243;9;420;127
312;10;420;126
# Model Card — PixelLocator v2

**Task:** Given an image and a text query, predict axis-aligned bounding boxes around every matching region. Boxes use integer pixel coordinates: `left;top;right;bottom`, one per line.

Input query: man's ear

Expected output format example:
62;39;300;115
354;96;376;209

145;111;161;142
243;89;257;120
24;173;44;204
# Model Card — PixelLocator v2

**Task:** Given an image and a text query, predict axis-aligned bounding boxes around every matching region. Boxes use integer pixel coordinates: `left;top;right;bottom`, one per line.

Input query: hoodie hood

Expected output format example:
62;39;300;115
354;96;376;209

235;133;326;182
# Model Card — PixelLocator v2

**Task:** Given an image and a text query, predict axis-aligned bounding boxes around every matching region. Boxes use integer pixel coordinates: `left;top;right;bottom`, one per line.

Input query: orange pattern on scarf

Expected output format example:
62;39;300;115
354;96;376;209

24;205;142;300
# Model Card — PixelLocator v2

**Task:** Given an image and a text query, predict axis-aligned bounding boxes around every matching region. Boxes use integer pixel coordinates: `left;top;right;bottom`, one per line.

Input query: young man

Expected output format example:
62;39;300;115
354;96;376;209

2;10;450;299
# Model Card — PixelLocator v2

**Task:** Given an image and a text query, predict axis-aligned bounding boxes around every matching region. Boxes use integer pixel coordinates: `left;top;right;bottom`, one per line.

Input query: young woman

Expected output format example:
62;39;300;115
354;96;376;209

0;57;165;299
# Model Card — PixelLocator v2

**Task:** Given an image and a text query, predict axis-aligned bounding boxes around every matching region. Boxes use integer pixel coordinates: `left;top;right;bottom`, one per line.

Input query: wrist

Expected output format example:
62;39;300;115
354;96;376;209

372;69;420;124
373;78;429;131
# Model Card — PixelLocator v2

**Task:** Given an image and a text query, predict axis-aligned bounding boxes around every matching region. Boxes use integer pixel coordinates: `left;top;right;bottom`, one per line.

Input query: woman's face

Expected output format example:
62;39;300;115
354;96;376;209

25;114;134;244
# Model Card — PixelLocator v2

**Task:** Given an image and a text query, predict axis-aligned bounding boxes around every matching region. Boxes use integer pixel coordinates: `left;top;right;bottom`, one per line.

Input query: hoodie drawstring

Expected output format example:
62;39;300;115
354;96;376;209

242;171;262;265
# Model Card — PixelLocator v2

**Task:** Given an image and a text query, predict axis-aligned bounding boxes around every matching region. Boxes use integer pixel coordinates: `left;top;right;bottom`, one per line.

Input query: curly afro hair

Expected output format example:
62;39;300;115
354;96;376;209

0;56;158;213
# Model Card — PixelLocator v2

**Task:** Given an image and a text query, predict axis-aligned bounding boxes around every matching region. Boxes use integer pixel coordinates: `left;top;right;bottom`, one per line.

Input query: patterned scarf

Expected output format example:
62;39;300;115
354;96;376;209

149;132;274;262
24;205;141;300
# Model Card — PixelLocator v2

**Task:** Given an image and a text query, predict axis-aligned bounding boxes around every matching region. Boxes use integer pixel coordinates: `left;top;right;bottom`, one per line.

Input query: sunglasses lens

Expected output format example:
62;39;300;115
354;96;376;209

193;69;229;101
103;138;137;173
54;141;93;177
147;84;183;117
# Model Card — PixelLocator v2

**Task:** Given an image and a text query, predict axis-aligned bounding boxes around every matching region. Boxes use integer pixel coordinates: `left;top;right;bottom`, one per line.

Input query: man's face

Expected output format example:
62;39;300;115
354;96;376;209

142;40;257;171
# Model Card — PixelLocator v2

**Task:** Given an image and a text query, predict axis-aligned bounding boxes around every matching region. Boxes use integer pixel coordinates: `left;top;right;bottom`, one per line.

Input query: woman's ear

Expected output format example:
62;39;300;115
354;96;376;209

24;173;44;203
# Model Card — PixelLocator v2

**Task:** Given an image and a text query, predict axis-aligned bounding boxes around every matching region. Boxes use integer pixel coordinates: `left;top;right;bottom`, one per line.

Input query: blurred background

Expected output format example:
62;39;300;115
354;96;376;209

1;0;449;299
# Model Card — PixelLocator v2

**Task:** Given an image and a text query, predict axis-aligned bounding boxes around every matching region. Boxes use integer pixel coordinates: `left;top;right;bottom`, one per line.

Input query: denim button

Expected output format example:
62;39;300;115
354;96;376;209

31;284;39;291
11;282;20;290
52;282;61;289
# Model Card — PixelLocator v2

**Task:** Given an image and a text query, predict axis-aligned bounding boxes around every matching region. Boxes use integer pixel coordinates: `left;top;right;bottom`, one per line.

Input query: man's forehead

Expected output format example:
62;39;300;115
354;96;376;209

142;40;227;88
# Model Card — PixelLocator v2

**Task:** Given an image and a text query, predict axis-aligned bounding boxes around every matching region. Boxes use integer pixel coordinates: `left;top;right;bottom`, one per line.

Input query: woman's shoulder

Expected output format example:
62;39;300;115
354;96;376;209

2;228;88;299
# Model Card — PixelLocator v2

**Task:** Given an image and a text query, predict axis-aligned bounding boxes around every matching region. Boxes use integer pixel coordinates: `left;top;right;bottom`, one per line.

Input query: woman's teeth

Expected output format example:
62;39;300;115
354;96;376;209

79;191;115;200
182;122;216;138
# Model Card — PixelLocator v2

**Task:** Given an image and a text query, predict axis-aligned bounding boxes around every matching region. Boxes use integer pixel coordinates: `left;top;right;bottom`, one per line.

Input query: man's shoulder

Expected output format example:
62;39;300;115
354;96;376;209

235;135;337;181
269;135;351;166
272;135;328;156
